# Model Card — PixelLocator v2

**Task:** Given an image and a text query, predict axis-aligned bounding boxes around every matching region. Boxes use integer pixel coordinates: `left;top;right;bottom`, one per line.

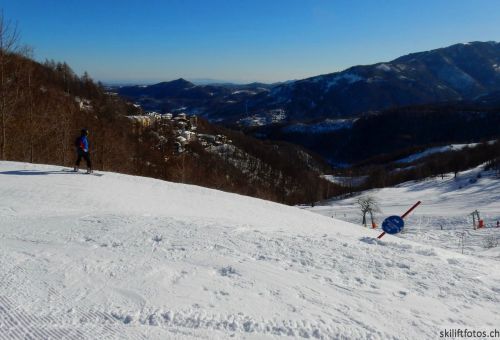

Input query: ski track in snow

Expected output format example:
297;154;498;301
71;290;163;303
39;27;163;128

1;161;500;339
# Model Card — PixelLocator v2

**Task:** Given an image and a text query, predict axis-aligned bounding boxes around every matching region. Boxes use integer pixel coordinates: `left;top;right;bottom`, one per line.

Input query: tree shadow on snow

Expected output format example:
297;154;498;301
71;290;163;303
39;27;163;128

0;170;74;176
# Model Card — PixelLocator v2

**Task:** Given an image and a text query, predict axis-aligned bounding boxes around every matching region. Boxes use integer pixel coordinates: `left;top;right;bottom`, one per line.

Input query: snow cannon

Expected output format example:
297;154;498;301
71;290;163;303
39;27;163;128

470;210;481;230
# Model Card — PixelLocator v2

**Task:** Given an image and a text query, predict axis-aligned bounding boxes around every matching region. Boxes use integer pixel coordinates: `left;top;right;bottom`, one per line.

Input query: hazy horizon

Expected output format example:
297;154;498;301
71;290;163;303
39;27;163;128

1;0;500;84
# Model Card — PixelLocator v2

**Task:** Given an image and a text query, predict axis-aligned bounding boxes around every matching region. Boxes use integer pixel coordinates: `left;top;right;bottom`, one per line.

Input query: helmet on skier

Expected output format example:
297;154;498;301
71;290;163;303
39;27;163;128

81;128;89;136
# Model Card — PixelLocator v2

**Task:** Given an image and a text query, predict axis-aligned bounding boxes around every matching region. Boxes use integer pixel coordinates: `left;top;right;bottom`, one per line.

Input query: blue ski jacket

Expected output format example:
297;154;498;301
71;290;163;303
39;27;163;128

78;136;89;152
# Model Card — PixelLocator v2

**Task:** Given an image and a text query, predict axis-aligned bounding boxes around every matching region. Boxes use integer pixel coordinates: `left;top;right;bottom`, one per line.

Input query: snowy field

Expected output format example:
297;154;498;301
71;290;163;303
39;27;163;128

1;161;500;339
394;141;496;164
308;165;500;257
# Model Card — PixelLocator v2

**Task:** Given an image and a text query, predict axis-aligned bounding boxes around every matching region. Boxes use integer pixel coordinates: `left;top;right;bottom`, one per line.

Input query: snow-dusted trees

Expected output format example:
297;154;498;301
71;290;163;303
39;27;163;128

356;195;380;227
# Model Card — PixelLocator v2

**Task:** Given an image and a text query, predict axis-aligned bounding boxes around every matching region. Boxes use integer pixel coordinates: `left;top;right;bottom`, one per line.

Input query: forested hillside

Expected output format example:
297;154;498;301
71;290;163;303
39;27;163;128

254;99;500;164
0;16;337;205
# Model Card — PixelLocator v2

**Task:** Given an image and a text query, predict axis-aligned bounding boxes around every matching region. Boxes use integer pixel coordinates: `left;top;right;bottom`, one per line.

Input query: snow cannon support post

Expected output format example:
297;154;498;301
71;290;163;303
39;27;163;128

377;201;422;239
471;210;484;230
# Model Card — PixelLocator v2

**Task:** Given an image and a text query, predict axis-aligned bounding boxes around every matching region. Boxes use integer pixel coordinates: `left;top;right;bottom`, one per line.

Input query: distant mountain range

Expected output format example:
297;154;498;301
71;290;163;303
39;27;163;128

115;41;500;165
245;41;500;122
116;41;500;123
114;79;274;117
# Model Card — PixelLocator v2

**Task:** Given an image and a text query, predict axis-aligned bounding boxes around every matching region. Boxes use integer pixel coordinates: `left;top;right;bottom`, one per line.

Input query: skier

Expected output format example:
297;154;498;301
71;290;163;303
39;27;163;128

74;128;92;173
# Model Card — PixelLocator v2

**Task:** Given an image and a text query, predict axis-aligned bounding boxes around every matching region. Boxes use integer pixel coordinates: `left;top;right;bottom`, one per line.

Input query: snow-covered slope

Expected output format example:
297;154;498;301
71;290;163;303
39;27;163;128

1;161;499;339
309;165;500;256
395;142;494;164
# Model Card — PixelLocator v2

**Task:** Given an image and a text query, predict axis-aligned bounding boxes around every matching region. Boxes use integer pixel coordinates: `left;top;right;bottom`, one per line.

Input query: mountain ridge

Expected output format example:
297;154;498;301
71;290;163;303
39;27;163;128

249;41;500;121
115;41;500;124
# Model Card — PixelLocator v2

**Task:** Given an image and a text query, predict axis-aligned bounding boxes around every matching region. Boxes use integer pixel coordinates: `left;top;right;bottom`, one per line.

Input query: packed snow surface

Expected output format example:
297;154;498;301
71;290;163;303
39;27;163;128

1;161;500;339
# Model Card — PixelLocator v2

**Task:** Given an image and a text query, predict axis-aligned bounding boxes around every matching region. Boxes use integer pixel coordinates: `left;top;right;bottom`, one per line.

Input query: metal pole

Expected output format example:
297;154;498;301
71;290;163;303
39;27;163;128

401;201;422;219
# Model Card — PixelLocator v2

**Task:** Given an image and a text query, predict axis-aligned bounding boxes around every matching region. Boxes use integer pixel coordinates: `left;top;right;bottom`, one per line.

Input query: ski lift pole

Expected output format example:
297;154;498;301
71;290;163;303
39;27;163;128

377;201;422;239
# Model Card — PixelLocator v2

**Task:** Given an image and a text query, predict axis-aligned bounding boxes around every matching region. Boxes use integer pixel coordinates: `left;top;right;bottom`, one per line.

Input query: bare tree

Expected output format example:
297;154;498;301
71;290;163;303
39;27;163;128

356;195;381;227
17;46;36;162
0;12;20;159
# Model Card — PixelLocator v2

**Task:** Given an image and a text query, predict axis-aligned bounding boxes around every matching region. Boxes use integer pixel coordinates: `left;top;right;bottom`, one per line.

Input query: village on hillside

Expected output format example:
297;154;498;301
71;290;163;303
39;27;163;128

127;111;232;154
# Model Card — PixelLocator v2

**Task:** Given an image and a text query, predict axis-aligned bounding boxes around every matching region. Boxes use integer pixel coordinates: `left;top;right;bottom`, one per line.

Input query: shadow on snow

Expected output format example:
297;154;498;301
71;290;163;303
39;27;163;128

0;170;75;176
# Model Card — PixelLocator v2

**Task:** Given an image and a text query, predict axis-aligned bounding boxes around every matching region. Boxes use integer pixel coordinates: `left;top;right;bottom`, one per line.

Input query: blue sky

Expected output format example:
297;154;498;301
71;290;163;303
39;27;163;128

1;0;499;84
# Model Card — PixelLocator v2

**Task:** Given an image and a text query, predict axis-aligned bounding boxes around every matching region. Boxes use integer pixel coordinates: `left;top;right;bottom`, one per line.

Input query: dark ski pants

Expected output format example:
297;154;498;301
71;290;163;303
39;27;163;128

75;149;92;169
